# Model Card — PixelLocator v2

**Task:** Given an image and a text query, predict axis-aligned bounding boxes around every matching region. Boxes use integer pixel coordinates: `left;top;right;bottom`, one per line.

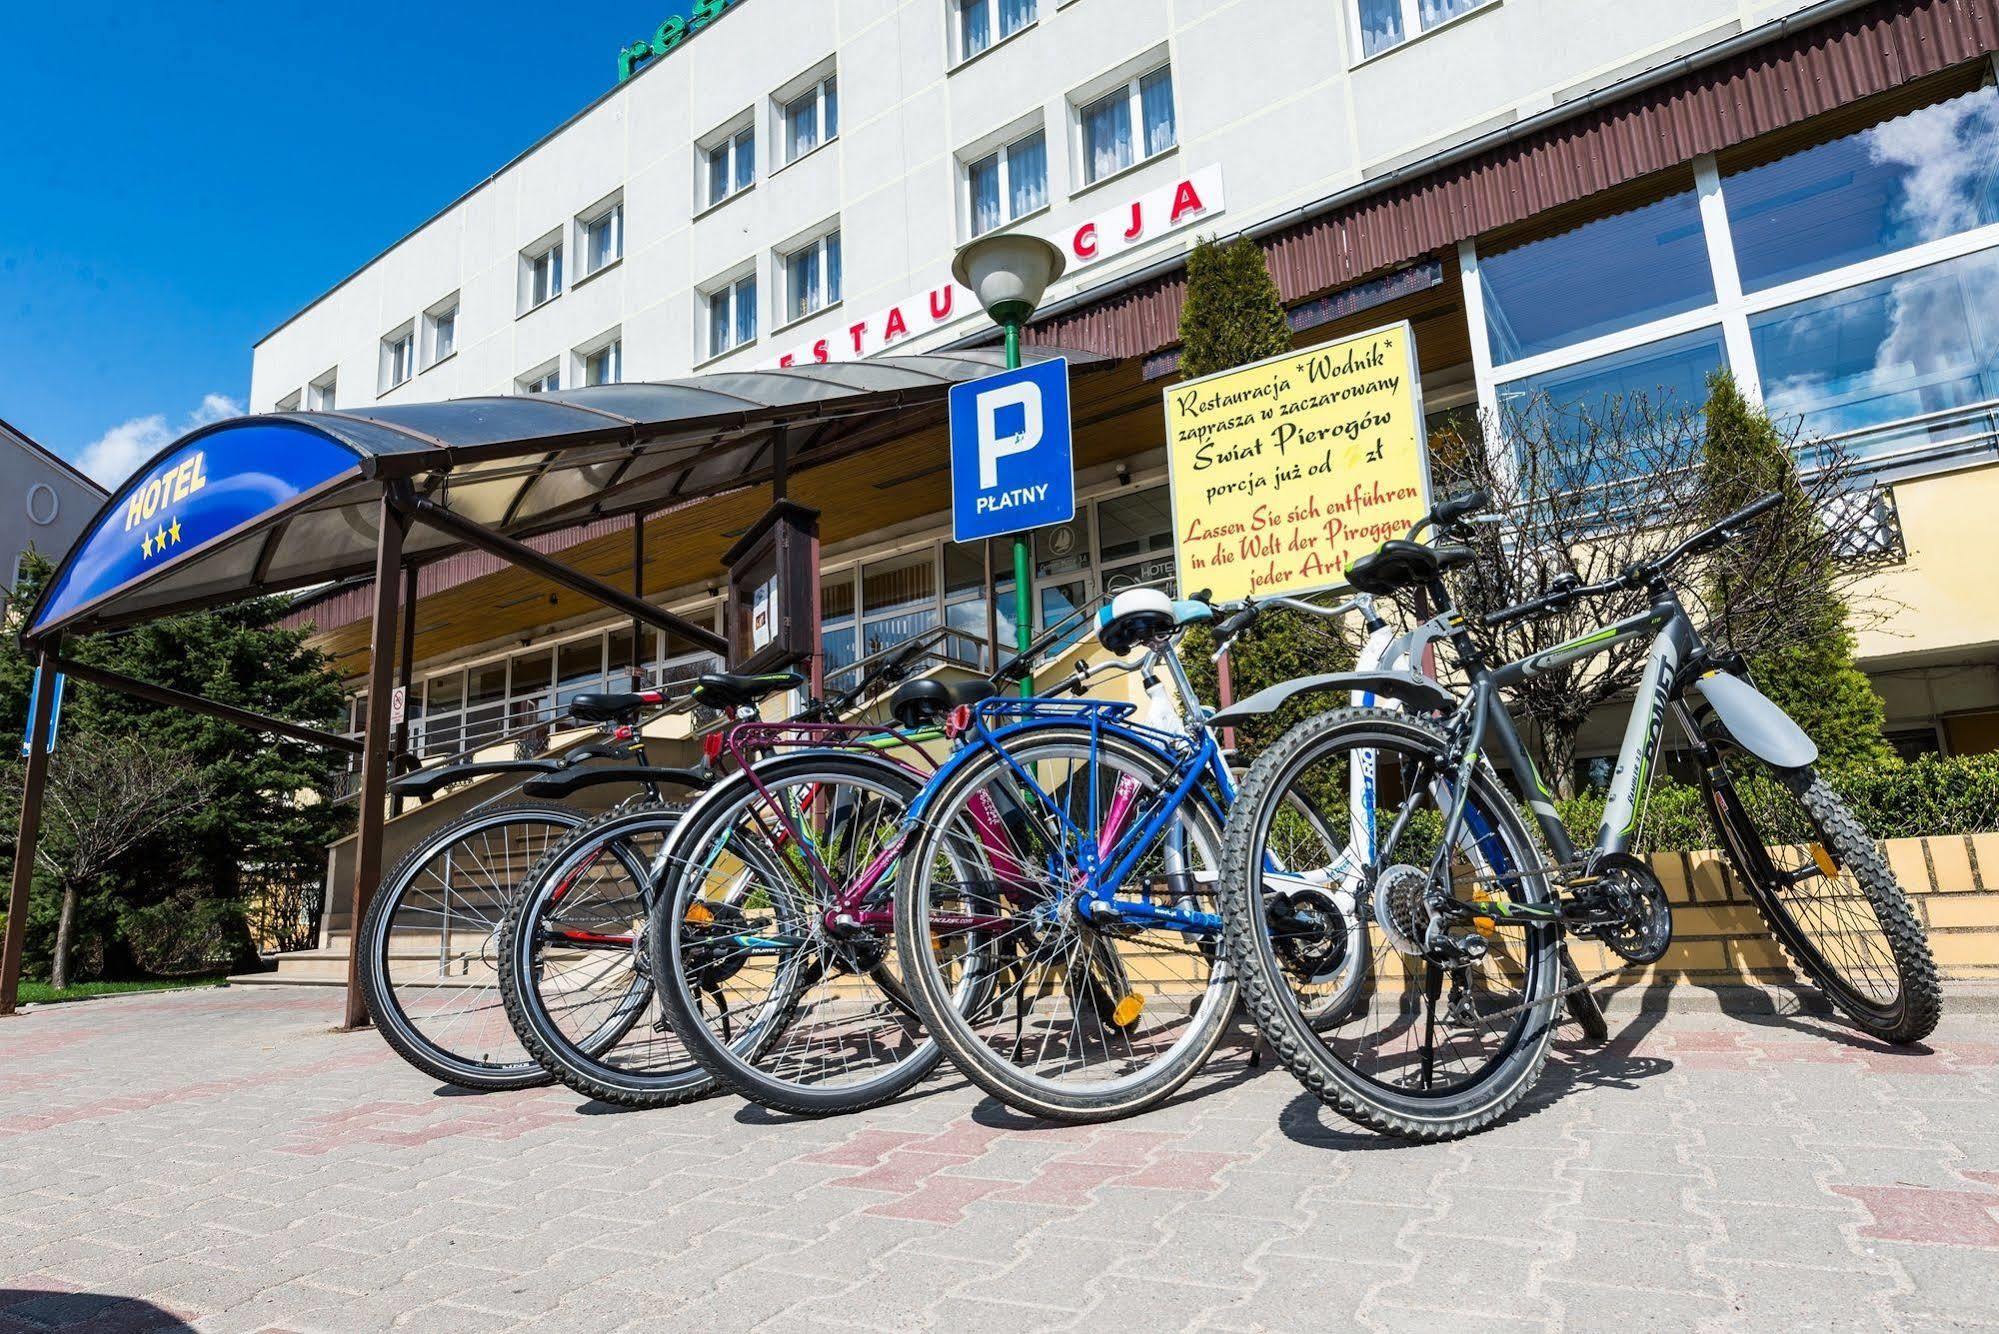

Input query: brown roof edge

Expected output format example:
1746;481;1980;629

1024;0;1999;359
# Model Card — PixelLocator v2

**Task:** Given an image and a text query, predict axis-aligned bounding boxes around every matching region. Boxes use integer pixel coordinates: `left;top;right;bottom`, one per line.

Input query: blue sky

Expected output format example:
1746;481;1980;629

0;3;692;484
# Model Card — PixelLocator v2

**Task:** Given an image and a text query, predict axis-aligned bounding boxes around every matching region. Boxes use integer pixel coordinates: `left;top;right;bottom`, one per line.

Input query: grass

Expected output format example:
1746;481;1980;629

16;976;228;1006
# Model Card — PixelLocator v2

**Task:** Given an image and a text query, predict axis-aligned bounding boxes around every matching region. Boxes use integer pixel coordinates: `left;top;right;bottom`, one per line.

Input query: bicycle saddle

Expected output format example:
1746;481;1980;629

1345;541;1471;597
889;677;996;729
568;689;666;723
691;669;807;711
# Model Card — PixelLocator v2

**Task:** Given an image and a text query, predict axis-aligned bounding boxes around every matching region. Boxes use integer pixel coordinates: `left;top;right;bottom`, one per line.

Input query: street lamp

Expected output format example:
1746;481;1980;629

952;233;1066;697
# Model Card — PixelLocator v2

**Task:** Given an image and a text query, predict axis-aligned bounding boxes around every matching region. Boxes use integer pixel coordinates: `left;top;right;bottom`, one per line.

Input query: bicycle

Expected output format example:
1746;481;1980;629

357;696;710;1091
495;642;951;1108
643;643;1002;1117
890;586;1385;1122
1215;489;1942;1140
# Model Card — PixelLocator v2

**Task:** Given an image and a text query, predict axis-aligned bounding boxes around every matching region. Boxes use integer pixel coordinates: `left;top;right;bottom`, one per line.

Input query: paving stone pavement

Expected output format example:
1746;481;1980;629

2;985;1997;1332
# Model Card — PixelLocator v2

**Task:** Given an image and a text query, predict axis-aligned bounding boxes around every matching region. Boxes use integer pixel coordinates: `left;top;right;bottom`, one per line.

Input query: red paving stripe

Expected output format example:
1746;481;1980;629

1832;1183;1999;1248
863;1174;1012;1224
800;1129;935;1168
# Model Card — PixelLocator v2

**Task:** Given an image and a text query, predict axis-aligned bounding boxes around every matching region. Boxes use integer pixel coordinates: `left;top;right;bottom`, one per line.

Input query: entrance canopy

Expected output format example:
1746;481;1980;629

25;348;1105;644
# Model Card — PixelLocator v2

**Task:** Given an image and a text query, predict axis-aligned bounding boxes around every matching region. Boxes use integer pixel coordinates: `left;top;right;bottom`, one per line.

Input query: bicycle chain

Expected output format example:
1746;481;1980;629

1458;959;1636;1027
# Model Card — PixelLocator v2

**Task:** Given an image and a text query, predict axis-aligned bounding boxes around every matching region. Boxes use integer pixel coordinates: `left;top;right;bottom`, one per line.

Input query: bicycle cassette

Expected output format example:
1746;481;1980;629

1372;864;1434;958
1576;852;1673;965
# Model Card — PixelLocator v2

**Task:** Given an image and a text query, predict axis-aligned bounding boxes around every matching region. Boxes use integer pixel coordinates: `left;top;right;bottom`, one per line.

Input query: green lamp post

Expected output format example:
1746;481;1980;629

951;232;1067;697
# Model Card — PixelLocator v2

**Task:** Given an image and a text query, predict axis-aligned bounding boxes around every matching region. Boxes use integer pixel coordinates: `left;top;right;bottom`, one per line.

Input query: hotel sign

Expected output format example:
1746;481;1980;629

619;0;745;82
767;165;1226;369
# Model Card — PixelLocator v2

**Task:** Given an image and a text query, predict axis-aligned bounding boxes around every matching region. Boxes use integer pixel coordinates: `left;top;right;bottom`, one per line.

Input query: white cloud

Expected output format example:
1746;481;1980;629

76;393;243;487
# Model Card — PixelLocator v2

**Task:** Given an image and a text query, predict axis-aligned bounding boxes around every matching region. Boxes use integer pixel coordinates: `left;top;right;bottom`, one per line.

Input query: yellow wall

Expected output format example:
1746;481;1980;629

1853;461;1999;667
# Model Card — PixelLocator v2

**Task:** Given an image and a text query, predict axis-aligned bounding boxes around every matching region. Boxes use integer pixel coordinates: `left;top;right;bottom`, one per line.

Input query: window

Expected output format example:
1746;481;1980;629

275;390;302;412
1498;326;1727;493
307;371;337;411
781;229;841;324
957;0;1035;62
1749;247;1999;447
703;121;756;208
583;338;623;387
1350;0;1495;60
379;325;414;393
519;363;560;395
704;271;758;357
1725;83;1999;294
1480;188;1714;365
521;237;564;313
966;128;1048;236
423;296;458;368
1097;487;1175;591
1078;64;1174;186
581;201;623;277
781;73;838;166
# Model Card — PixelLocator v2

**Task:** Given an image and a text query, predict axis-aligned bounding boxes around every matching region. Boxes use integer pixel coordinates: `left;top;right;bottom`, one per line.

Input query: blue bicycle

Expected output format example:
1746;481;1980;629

893;588;1381;1121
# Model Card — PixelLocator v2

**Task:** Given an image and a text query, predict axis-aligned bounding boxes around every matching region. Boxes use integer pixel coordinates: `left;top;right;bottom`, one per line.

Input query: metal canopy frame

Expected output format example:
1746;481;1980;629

3;349;1110;1020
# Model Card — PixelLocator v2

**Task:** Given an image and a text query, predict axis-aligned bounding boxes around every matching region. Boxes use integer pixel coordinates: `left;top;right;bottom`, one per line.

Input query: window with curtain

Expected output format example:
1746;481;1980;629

1079;65;1174;186
966;128;1047;237
821;571;858;686
1479;186;1715;365
783;230;842;323
859;553;940;663
783;74;837;165
1352;0;1495;59
706;272;757;357
583;203;622;275
1724;83;1999;294
584;339;622;386
704;126;755;208
958;0;1035;62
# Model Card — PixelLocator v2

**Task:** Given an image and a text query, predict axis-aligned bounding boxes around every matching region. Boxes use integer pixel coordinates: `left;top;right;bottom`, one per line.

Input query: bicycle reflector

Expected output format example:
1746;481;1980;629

945;704;975;738
701;732;726;765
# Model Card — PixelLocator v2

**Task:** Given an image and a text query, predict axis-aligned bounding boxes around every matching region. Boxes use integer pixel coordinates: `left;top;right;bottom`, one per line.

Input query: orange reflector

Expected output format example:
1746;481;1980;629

1811;844;1839;878
1472;916;1497;935
1111;993;1145;1027
684;902;714;925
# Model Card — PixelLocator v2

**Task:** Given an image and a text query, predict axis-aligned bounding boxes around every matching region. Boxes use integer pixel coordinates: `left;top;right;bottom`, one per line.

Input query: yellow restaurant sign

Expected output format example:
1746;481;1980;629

1162;320;1432;603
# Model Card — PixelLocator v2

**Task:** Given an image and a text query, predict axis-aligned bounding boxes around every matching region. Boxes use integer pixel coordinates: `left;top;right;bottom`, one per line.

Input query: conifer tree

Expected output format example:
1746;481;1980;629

1699;371;1891;767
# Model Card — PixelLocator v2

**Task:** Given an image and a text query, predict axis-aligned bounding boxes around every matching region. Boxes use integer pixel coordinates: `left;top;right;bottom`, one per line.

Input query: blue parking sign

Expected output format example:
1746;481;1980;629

950;358;1075;544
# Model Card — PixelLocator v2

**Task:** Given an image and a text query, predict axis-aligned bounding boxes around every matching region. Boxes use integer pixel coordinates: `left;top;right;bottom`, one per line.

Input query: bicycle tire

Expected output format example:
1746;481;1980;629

359;801;585;1091
896;724;1238;1123
1707;752;1940;1044
652;751;956;1117
497;803;717;1108
1219;707;1562;1141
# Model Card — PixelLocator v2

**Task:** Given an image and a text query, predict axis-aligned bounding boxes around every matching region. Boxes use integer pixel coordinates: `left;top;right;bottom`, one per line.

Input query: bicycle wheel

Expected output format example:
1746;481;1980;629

1220;707;1562;1141
896;724;1236;1122
497;804;715;1107
359;802;584;1091
1262;785;1374;1031
1705;746;1940;1044
653;751;969;1116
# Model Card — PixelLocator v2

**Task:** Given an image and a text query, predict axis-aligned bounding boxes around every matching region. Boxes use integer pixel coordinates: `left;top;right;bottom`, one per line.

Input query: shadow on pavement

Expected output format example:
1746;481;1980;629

0;1290;194;1332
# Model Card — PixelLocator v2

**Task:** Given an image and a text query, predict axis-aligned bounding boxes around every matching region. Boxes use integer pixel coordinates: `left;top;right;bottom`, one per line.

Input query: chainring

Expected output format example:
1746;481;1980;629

1581;852;1674;965
1269;887;1351;984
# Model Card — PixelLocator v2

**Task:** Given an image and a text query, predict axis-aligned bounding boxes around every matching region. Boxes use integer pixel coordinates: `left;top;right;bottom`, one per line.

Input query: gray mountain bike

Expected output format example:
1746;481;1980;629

1216;489;1941;1140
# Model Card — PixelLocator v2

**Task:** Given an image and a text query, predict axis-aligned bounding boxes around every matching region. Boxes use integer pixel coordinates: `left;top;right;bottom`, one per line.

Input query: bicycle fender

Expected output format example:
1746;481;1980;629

1207;671;1455;727
1692;670;1817;770
520;765;712;799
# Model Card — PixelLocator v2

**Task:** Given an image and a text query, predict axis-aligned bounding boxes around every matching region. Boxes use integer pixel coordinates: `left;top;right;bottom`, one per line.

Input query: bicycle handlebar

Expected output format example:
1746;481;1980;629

1480;492;1781;628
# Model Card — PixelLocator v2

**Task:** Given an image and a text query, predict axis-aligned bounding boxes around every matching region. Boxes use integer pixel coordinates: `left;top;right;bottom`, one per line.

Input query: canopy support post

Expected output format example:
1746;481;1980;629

630;514;645;688
1;652;59;1017
390;564;419;818
342;489;409;1031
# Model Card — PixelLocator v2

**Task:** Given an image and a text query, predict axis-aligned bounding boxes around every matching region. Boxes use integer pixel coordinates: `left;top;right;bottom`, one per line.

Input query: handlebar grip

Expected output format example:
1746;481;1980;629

1213;608;1257;640
1731;493;1783;526
1433;488;1490;525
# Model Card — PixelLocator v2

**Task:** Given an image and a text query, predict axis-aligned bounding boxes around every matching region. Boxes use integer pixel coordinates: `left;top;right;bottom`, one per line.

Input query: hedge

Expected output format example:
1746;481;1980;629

1554;753;1999;853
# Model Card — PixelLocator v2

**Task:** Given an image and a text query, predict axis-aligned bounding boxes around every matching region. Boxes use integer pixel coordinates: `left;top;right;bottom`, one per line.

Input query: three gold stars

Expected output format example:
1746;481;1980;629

139;518;184;561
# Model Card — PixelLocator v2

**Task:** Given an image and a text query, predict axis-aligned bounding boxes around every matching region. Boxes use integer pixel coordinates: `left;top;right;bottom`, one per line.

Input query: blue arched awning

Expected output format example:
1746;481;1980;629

24;348;1109;644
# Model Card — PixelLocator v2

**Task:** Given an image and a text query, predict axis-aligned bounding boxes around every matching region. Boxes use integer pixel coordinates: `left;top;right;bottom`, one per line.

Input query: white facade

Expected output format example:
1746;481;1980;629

250;0;1819;412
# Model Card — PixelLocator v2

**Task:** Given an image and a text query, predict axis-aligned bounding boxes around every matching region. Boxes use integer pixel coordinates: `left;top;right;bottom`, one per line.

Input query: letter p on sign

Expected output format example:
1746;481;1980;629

975;380;1043;487
949;357;1076;544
